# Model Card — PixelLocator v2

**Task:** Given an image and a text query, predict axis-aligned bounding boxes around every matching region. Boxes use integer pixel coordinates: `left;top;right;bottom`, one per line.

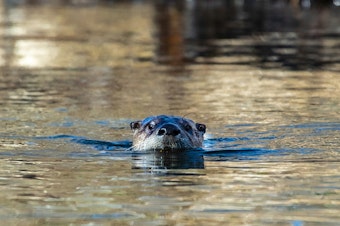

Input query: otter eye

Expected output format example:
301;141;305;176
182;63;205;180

196;123;206;133
148;122;155;130
184;123;192;131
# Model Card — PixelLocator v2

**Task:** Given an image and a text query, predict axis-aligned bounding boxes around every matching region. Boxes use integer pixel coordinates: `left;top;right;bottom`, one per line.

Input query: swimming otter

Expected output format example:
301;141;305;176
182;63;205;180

130;115;206;151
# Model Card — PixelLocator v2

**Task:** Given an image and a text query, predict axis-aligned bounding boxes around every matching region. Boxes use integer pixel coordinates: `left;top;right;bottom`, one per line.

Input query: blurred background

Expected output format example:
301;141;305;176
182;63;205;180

1;0;339;69
1;0;339;136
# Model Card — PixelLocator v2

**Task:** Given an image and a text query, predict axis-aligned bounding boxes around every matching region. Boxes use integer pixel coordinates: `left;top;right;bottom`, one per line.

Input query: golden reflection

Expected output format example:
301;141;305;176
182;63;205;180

2;3;154;69
167;160;340;225
15;41;58;68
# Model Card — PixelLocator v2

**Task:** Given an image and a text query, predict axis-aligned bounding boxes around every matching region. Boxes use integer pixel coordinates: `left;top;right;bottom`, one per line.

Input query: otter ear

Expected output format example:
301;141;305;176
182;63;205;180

196;123;206;133
130;121;141;130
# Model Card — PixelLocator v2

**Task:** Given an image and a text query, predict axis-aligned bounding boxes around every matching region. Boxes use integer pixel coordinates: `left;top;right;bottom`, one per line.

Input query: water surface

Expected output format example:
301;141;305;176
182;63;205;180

0;1;339;225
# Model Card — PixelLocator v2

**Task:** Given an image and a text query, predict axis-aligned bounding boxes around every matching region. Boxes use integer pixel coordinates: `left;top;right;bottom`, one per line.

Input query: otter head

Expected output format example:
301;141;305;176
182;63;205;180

130;115;206;151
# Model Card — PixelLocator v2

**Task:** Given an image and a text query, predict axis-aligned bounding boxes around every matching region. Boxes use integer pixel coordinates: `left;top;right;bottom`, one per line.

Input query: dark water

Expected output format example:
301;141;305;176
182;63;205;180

1;1;340;225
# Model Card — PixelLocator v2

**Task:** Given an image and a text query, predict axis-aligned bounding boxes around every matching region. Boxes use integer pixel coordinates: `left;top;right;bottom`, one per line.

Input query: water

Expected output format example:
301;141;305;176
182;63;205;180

1;1;340;225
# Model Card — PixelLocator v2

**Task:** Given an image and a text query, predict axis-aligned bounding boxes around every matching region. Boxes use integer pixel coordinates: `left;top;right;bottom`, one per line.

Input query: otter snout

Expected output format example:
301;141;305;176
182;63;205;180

157;124;180;136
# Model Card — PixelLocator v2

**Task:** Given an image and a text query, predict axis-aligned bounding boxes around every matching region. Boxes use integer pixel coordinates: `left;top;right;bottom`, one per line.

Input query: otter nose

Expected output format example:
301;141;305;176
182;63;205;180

157;124;180;136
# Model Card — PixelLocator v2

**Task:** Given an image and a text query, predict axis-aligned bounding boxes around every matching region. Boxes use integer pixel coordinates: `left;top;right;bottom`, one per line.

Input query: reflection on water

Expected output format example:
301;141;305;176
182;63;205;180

0;0;340;225
155;0;340;70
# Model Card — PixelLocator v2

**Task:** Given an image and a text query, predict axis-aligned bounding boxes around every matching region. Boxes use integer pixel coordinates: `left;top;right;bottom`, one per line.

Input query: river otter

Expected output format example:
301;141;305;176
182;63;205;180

130;115;206;151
